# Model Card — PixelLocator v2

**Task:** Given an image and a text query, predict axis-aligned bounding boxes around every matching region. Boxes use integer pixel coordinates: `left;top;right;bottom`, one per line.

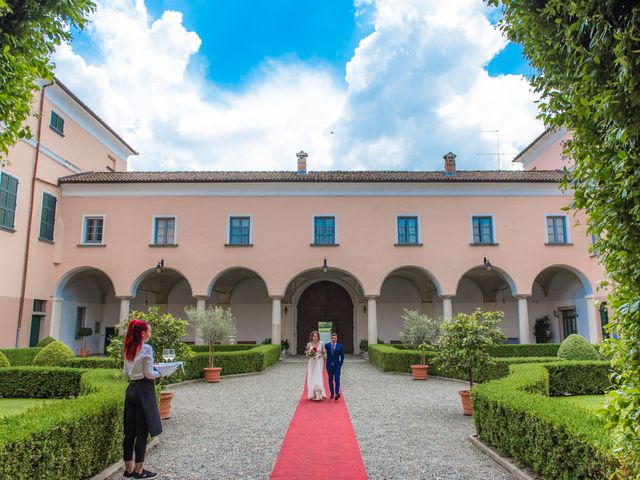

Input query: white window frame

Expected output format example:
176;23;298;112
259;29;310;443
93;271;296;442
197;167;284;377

227;214;253;245
544;213;571;244
39;189;58;241
395;214;421;244
470;213;496;244
151;215;178;245
0;171;20;230
312;214;338;245
81;214;106;244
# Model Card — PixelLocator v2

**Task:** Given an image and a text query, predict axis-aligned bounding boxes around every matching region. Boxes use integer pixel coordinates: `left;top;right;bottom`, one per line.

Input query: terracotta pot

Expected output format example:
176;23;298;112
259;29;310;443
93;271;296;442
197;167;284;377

159;391;174;420
410;364;429;380
203;367;222;383
79;348;89;358
459;389;473;416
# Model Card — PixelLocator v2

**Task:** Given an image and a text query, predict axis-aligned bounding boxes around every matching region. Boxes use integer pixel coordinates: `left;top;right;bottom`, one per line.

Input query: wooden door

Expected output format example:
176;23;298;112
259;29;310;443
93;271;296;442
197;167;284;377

297;281;353;353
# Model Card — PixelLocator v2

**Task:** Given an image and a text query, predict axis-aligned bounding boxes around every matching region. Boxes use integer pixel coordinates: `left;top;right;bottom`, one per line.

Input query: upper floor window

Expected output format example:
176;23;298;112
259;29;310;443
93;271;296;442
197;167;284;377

50;111;65;135
39;192;57;241
546;215;568;244
154;217;176;245
0;172;18;230
314;216;336;245
229;216;251;245
397;216;419;244
83;216;104;244
472;216;494;244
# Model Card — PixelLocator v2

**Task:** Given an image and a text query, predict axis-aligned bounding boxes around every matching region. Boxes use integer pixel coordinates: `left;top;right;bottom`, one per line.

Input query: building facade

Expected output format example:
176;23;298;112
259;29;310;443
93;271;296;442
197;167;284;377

1;83;607;353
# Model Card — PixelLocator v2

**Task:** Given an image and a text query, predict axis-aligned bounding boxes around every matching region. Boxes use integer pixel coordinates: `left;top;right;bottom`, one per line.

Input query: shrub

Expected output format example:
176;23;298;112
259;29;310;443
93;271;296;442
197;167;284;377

32;341;75;366
0;368;127;479
0;347;42;366
546;361;611;396
182;344;280;379
398;309;440;345
473;363;618;479
0;351;9;367
489;343;560;358
0;367;84;398
557;334;600;361
189;344;254;353
534;315;552;343
359;339;368;353
36;336;57;348
60;357;118;369
184;305;236;368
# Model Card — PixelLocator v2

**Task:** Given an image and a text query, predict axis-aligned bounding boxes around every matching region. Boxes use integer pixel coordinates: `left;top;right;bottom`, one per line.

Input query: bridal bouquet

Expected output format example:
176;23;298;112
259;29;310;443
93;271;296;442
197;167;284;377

305;345;319;358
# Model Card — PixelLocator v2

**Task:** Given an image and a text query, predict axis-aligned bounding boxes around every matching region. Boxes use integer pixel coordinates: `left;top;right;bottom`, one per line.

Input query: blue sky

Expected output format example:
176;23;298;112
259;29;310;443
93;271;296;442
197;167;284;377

55;0;542;171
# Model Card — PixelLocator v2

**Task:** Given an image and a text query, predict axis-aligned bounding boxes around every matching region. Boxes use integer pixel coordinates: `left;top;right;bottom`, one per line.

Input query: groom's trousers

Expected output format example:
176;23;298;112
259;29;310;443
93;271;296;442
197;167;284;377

327;365;341;395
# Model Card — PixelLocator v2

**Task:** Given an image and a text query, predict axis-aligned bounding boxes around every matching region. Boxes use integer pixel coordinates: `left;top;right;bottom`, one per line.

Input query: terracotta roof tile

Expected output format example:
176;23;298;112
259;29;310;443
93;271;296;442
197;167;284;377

59;170;563;184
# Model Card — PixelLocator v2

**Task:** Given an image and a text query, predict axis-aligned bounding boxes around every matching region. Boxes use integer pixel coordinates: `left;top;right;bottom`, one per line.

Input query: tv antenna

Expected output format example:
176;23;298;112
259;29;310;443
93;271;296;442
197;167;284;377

477;129;516;171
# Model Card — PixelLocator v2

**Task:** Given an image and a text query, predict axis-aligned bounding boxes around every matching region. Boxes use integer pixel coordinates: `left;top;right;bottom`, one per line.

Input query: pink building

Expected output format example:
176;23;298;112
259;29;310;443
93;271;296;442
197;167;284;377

1;84;608;354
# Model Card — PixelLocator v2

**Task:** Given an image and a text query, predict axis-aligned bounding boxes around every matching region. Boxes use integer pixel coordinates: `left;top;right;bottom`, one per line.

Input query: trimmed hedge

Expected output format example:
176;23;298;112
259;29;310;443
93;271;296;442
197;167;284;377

36;336;57;348
0;368;127;479
546;361;611;396
0;352;9;367
557;334;601;360
473;363;618;479
0;367;85;398
183;344;281;379
32;342;74;366
0;348;42;366
189;344;256;353
61;357;118;369
489;343;560;358
368;344;560;383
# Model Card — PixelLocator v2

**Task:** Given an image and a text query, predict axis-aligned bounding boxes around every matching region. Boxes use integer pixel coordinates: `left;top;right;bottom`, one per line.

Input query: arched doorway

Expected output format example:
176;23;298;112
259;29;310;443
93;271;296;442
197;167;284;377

296;281;354;354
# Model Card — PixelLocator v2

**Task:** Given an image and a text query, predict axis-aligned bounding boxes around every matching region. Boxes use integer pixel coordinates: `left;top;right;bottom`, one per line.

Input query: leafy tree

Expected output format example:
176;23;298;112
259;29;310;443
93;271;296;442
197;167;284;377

488;1;640;475
0;0;95;163
184;305;236;368
398;309;441;346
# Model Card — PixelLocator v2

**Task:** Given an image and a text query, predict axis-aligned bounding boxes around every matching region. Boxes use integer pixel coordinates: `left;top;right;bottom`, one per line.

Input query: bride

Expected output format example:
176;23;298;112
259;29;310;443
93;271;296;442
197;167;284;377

305;331;327;401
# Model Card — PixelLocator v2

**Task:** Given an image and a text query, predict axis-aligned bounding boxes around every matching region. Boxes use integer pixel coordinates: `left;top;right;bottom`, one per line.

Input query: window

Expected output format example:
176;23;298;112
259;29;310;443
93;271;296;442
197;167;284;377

561;309;577;338
229;216;251;245
33;299;46;312
39;192;57;241
154;217;176;245
83;217;104;244
397;216;419;244
547;216;567;244
0;172;18;230
50;111;64;135
314;216;335;245
472;216;493;244
75;306;86;340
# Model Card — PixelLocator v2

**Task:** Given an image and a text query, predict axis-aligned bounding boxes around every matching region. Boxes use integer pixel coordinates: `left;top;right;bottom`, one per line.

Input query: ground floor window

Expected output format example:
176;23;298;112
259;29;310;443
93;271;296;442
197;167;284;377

561;308;577;338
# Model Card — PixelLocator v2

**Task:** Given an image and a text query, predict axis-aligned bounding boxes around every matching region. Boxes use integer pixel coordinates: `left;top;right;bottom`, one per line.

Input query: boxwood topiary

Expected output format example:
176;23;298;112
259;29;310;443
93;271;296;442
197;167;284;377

557;334;600;360
0;351;9;367
32;341;75;366
36;336;58;348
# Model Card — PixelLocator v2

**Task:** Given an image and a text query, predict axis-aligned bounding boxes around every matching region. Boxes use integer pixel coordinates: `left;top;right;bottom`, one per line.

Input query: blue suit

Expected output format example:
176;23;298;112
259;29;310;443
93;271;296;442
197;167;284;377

325;341;345;396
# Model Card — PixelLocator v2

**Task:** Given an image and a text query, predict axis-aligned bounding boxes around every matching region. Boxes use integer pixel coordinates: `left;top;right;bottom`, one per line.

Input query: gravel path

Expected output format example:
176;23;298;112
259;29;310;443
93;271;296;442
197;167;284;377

108;359;511;479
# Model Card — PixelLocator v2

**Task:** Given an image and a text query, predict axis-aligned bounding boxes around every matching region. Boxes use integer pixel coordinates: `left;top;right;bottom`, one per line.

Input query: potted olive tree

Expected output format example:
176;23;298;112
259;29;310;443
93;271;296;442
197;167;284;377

436;309;505;415
185;305;236;383
77;327;93;357
398;309;441;380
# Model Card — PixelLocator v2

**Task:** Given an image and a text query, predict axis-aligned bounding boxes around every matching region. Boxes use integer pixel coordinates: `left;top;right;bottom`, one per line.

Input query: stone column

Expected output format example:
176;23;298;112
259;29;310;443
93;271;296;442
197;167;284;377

516;294;531;344
117;296;132;323
271;296;282;346
441;295;454;321
585;295;599;343
49;297;63;340
193;295;208;345
367;296;378;345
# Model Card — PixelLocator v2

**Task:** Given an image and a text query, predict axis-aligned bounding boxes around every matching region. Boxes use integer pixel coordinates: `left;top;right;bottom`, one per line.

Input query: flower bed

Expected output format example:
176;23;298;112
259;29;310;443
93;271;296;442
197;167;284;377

183;344;281;379
472;361;617;479
0;368;127;479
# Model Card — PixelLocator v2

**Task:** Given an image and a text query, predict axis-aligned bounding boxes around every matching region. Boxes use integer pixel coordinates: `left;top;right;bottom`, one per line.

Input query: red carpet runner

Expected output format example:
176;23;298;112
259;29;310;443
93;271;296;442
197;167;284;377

270;368;368;479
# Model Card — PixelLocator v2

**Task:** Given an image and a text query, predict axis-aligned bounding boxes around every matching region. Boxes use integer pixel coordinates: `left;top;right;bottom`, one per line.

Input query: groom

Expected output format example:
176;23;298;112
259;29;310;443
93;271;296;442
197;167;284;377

325;332;345;400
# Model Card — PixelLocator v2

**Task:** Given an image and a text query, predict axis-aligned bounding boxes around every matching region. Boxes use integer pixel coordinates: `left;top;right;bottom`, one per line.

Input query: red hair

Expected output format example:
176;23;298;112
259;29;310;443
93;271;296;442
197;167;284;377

124;319;149;361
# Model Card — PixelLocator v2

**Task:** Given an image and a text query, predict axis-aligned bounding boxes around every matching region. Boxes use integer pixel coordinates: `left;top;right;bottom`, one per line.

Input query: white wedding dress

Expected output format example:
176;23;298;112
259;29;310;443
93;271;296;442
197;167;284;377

306;342;327;400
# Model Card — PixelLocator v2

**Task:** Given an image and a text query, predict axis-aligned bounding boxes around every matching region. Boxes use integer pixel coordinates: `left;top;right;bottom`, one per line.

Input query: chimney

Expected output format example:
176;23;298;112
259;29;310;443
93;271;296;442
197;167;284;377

296;150;308;175
443;152;457;175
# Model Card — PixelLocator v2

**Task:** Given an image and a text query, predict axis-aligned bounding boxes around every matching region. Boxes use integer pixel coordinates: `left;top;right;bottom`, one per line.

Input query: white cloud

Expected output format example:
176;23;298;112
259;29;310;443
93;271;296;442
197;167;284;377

53;0;542;172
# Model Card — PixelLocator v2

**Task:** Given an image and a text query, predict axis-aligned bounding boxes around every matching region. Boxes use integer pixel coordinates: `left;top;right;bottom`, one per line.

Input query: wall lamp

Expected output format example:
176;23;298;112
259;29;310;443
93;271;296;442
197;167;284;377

155;259;164;274
322;258;328;273
483;257;492;271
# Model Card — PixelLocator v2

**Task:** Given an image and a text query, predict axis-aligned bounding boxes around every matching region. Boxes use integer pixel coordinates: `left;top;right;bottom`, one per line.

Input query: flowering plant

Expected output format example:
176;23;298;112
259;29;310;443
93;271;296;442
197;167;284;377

305;345;319;358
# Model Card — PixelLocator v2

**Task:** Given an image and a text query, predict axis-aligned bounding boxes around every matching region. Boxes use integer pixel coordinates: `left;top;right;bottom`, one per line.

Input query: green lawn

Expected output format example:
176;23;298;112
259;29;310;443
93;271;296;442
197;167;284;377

0;398;63;418
555;395;605;412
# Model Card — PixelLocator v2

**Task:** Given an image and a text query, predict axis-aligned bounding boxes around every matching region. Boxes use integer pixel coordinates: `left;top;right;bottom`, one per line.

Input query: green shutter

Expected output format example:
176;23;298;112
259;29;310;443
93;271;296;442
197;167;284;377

39;192;56;241
0;172;18;229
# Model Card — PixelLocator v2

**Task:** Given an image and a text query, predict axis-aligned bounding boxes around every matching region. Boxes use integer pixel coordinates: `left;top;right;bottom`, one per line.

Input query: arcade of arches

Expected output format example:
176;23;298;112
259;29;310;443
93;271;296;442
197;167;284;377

49;264;605;354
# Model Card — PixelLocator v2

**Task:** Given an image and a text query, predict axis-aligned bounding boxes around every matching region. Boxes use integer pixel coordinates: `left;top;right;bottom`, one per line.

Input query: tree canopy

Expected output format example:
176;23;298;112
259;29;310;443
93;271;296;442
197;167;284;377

488;1;640;476
0;0;95;163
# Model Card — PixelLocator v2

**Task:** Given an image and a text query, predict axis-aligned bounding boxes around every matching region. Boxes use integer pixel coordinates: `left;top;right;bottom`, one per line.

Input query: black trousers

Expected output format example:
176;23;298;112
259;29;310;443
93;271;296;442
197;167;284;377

123;381;151;463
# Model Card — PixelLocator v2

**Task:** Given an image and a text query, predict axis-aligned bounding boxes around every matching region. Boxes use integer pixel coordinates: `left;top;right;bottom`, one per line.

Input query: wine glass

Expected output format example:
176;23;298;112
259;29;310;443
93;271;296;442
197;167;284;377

162;349;171;363
166;349;176;362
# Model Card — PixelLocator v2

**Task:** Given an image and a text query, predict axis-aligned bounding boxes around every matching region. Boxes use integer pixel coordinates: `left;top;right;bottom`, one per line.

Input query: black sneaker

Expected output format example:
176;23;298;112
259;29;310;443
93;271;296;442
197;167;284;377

123;471;134;479
133;470;158;479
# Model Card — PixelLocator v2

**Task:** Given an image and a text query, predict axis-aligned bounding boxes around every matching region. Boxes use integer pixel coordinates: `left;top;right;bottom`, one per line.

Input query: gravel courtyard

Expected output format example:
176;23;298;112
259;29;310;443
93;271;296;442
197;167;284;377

109;359;511;480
